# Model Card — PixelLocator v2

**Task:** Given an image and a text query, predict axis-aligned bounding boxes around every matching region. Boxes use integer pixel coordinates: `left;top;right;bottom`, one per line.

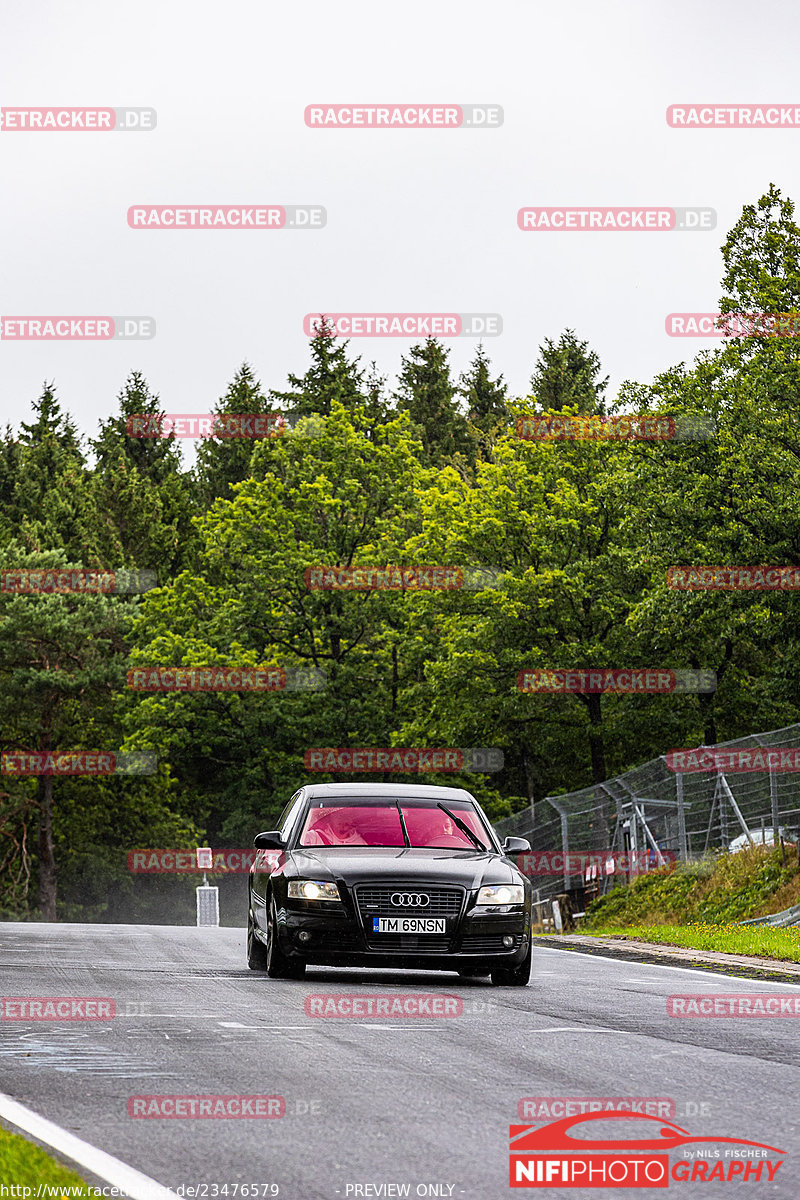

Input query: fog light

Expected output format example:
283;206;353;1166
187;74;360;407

298;930;312;943
502;935;514;948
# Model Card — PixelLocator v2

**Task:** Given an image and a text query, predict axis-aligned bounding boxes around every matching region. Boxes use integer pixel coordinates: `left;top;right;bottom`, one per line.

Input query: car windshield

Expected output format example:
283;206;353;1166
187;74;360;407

297;802;489;849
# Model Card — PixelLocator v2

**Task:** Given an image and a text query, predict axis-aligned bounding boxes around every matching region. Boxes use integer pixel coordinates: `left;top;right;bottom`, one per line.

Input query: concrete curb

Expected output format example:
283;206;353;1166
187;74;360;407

533;933;800;984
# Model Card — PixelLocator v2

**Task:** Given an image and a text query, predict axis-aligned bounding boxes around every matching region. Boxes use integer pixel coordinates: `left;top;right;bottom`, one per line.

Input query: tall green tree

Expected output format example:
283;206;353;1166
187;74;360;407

195;363;274;507
10;385;94;559
719;183;800;318
90;373;198;578
395;339;473;467
271;320;365;419
0;547;128;918
460;344;509;431
530;330;609;415
127;403;426;845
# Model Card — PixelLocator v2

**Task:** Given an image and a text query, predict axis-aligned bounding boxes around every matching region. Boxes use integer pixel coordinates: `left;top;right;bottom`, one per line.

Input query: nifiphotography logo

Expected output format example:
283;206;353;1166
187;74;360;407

508;1111;784;1187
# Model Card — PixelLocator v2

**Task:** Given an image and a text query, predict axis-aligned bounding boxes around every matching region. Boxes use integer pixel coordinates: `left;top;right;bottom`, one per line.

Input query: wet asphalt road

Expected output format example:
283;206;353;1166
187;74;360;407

0;923;798;1198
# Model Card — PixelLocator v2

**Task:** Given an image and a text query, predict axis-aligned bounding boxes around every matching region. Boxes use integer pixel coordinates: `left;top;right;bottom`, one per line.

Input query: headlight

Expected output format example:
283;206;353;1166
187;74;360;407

288;880;341;902
476;884;524;905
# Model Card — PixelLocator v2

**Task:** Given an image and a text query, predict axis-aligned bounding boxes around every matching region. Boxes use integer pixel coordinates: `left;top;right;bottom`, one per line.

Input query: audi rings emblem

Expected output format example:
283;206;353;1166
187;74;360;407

391;892;430;907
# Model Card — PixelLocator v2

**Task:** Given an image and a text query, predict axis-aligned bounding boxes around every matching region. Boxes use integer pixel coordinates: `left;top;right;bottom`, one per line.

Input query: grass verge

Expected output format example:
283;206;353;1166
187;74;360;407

583;922;800;961
0;1125;92;1192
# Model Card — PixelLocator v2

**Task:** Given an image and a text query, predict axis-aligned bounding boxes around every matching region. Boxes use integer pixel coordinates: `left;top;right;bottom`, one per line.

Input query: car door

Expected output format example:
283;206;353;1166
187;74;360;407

250;790;305;919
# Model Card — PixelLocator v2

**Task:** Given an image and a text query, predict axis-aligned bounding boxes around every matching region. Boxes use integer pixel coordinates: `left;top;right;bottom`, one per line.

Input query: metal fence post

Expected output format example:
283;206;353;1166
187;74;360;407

561;812;569;894
675;772;688;861
769;767;785;864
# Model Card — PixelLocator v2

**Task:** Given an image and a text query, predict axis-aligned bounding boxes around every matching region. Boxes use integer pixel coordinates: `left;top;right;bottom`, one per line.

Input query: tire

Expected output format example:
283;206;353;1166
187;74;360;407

247;907;269;971
265;897;306;980
490;941;532;987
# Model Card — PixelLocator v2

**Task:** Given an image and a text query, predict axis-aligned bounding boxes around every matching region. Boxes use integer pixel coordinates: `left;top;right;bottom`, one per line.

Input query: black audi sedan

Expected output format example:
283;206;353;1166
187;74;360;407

247;782;533;986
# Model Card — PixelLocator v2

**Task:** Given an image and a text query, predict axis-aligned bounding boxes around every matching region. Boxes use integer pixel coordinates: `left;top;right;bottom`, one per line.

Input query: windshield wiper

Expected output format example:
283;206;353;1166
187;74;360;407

395;800;411;848
436;803;485;851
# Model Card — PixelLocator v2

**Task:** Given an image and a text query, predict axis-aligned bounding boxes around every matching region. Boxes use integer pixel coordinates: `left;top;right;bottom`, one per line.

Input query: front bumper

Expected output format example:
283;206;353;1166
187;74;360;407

270;893;530;969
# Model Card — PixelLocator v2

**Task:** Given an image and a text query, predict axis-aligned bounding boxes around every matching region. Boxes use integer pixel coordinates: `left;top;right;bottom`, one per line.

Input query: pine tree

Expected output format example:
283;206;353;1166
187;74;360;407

530;330;609;415
90;374;198;578
271;319;365;419
195;363;274;506
394;339;472;466
12;384;94;558
0;545;129;919
91;371;182;486
459;344;509;461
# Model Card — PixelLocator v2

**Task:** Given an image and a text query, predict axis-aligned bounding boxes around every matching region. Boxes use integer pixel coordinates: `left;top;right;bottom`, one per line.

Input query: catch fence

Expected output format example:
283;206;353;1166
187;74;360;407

493;724;800;906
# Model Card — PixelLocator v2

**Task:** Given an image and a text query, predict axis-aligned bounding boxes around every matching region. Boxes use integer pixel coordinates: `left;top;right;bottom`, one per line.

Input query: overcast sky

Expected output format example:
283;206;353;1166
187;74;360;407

2;0;798;461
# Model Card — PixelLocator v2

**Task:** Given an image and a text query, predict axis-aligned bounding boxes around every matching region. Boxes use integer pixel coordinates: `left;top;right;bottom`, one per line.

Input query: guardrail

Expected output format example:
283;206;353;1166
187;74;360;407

740;901;800;929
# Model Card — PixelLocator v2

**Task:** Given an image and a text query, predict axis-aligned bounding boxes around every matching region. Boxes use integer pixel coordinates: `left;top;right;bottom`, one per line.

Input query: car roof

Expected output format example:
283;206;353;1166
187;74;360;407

300;782;476;801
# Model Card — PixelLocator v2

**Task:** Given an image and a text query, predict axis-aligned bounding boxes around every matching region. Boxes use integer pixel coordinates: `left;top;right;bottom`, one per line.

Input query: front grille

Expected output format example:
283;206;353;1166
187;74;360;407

356;885;463;952
460;934;523;953
355;886;463;919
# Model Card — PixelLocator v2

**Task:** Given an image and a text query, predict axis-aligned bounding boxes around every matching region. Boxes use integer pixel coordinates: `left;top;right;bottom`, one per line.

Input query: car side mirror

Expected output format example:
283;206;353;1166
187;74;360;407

502;836;531;854
254;830;285;849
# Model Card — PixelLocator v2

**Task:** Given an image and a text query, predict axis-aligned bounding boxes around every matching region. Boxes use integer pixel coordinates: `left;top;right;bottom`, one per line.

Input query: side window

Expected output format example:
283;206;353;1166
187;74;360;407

279;793;305;843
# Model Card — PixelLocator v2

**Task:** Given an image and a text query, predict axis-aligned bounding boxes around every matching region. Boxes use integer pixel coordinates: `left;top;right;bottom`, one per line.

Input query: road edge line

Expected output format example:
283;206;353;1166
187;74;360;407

0;1092;176;1200
532;937;800;984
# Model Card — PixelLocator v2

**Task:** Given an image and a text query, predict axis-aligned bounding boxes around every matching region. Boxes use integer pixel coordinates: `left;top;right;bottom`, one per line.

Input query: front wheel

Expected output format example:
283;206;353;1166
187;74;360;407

266;897;306;979
247;907;269;971
491;941;531;987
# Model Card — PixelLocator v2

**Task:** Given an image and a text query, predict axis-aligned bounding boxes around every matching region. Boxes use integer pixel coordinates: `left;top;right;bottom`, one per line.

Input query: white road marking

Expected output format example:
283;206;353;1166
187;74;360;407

0;1091;176;1199
355;1023;444;1029
218;1022;259;1029
533;1026;612;1033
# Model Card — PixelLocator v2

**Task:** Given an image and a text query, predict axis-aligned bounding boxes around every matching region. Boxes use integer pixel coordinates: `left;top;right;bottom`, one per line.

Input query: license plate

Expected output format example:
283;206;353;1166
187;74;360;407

372;917;446;934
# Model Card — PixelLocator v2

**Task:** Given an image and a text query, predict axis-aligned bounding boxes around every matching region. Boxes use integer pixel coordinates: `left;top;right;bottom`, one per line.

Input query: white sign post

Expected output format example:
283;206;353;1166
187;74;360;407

195;847;219;926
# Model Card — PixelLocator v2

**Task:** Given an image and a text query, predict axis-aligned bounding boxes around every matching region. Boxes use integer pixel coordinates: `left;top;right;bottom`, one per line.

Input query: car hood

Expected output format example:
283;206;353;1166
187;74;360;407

286;846;521;889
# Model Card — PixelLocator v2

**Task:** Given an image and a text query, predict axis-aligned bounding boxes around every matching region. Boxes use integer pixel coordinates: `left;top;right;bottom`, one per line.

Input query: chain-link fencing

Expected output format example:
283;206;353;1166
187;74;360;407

493;724;800;907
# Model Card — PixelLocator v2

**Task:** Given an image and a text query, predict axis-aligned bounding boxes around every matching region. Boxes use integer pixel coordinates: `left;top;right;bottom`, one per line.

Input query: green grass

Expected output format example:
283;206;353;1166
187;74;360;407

0;1125;92;1192
583;921;800;962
